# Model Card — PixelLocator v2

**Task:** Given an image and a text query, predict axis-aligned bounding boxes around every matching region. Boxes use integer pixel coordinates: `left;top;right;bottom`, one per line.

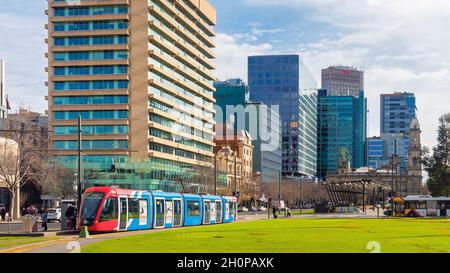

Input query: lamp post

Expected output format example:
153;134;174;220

76;115;83;213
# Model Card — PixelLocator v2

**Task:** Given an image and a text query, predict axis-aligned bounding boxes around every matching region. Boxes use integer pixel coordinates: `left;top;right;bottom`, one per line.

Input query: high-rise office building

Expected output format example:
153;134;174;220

321;66;364;97
0;60;6;119
47;0;217;191
214;79;282;184
367;134;409;172
380;92;416;135
248;55;317;178
317;90;367;179
214;78;249;130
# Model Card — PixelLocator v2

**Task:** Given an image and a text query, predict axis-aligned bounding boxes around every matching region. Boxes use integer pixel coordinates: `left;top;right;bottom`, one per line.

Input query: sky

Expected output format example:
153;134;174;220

1;0;450;149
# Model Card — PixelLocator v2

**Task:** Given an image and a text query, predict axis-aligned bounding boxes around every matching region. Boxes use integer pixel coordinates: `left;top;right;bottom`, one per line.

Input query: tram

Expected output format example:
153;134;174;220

78;187;238;232
393;195;450;217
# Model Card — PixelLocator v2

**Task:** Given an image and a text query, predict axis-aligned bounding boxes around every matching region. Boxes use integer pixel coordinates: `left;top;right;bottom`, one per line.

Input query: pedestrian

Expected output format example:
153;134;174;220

42;208;48;232
0;206;6;222
287;208;291;218
272;206;277;219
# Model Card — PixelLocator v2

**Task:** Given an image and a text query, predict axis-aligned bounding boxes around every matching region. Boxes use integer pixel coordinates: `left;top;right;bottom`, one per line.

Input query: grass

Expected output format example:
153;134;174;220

82;218;450;253
0;237;56;250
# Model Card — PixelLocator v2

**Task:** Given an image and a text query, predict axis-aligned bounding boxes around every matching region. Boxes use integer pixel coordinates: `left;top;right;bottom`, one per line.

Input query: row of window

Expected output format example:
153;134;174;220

54;65;128;76
53;140;128;150
54;110;128;120
54;125;129;135
150;142;196;160
54;36;128;46
149;114;213;141
149;128;212;153
54;20;128;32
53;5;128;17
54;80;128;91
53;95;128;105
54;50;128;61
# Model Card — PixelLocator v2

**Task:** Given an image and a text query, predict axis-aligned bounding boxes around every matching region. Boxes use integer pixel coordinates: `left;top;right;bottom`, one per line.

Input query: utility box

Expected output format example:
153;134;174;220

22;216;33;233
60;200;76;230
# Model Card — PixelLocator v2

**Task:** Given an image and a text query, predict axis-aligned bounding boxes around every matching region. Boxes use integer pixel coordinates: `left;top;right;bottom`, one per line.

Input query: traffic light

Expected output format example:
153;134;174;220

236;191;240;198
111;163;116;173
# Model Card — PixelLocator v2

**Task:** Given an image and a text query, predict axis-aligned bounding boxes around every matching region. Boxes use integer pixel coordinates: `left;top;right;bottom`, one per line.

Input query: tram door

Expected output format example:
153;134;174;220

155;198;165;228
173;199;182;227
216;201;222;223
119;197;128;230
203;200;211;224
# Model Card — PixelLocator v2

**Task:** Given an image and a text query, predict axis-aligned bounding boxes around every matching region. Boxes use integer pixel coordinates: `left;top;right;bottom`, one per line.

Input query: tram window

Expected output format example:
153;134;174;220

99;197;118;222
417;202;427;209
187;201;200;216
128;199;139;219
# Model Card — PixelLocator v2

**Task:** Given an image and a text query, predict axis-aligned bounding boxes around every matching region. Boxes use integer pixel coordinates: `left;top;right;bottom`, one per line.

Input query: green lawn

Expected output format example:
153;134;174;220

0;237;55;250
82;218;450;253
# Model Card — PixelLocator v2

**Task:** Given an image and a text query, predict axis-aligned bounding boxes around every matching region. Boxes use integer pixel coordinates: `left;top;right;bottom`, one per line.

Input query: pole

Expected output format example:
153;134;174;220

278;171;281;209
77;116;82;213
234;156;237;196
362;183;366;213
299;180;302;213
391;156;394;216
214;154;217;196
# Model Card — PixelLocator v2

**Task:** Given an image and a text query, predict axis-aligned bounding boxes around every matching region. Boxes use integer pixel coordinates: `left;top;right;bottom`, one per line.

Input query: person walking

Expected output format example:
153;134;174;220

0;206;6;222
42;208;48;232
287;208;291;218
272;206;277;219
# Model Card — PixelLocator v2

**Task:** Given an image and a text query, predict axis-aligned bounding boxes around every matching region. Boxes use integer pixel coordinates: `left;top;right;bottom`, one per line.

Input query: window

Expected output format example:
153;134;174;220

187;201;200;217
128;199;139;219
99;197;118;222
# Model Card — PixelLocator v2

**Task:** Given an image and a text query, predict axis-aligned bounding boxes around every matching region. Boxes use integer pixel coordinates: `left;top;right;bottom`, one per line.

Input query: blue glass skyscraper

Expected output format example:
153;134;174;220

317;90;367;179
248;55;317;178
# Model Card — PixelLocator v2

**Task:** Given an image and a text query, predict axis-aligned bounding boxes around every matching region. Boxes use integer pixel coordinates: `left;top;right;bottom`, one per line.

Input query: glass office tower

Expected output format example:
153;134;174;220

248;55;317;178
47;0;217;191
380;92;416;135
317;90;367;179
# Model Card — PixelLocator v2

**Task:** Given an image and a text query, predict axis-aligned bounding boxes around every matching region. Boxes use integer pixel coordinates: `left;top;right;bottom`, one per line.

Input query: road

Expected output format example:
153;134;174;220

0;221;61;233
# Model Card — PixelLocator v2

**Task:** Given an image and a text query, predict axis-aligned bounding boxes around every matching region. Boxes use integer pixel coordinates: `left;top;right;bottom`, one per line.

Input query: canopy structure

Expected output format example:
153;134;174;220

324;179;391;211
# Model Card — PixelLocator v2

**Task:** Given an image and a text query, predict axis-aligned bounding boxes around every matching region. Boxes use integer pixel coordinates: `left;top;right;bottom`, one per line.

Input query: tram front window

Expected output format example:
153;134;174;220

100;197;118;222
80;192;104;226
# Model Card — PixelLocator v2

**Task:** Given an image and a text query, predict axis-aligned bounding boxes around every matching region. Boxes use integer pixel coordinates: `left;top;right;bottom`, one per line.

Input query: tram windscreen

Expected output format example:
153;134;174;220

80;192;104;226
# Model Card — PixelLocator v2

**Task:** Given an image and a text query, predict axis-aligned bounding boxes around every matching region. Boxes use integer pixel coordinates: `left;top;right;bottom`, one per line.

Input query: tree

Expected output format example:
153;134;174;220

41;163;76;200
422;113;450;196
0;126;46;219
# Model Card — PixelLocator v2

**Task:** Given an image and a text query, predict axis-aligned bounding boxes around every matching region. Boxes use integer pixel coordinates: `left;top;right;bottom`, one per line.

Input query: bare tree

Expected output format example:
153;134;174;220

41;163;76;200
0;122;46;219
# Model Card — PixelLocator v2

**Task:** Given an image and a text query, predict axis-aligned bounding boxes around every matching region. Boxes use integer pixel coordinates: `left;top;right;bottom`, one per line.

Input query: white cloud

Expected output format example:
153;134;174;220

237;0;450;148
215;33;275;81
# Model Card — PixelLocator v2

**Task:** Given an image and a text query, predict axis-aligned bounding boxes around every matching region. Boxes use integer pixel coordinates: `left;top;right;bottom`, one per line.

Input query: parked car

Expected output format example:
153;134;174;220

47;208;61;222
251;206;258;212
260;206;267;212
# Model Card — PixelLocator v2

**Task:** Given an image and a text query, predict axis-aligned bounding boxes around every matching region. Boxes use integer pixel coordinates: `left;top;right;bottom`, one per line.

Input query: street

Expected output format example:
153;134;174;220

0;221;61;233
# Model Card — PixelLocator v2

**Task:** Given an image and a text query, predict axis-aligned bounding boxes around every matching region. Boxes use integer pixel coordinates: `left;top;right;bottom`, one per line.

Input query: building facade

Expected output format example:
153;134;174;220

317;89;367;179
47;0;217;191
321;66;364;97
367;134;409;173
213;79;282;185
248;54;317;178
380;92;416;135
213;78;249;131
327;118;423;196
214;130;255;200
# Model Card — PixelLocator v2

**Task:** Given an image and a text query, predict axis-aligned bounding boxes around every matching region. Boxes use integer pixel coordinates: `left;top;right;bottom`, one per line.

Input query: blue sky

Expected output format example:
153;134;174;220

1;0;450;149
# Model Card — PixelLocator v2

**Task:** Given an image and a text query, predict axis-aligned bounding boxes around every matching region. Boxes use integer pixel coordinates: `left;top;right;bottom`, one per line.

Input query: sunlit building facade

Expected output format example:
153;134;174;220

47;0;217;191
